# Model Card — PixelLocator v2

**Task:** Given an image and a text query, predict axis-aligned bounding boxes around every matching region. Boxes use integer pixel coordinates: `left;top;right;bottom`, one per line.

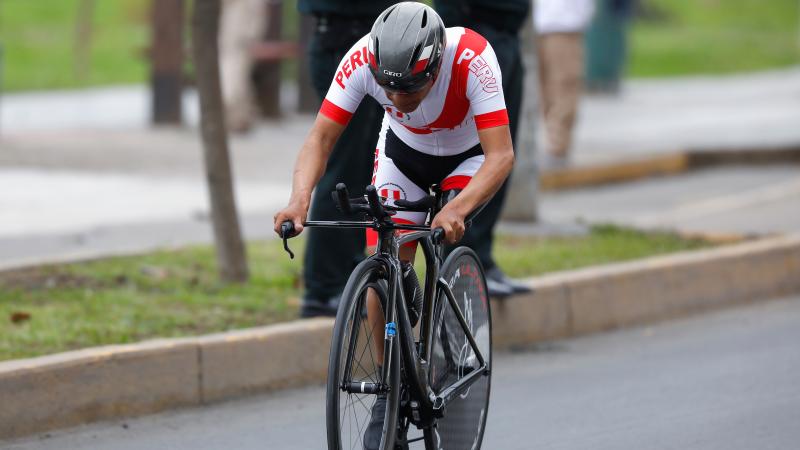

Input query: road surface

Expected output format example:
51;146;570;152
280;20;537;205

5;295;799;450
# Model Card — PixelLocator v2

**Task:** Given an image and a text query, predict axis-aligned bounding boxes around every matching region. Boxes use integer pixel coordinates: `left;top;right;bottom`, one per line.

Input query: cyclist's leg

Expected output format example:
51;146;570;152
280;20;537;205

362;132;430;448
439;153;485;212
366;130;429;363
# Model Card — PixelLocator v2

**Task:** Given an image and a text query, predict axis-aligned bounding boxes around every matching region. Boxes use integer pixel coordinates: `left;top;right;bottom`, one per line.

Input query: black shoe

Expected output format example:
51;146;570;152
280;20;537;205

299;294;341;318
486;275;514;298
486;267;532;296
363;394;387;450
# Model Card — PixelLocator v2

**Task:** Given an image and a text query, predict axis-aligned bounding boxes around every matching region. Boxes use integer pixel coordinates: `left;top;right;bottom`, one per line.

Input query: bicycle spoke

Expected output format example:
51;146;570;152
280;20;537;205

361;303;386;383
355;319;375;378
342;394;362;450
350;394;373;449
328;260;398;450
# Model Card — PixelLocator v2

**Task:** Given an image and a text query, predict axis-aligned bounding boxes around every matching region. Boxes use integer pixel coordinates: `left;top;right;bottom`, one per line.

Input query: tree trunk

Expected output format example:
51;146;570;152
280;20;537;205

192;0;249;282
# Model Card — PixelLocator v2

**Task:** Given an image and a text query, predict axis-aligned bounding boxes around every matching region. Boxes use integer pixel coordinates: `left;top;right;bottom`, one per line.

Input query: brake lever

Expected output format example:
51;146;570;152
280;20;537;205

431;227;445;246
365;185;388;220
280;221;295;259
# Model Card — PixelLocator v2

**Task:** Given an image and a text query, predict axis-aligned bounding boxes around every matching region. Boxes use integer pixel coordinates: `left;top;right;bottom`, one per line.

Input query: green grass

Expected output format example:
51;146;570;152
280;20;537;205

629;0;800;76
495;224;710;277
1;0;797;92
0;0;150;91
0;225;714;361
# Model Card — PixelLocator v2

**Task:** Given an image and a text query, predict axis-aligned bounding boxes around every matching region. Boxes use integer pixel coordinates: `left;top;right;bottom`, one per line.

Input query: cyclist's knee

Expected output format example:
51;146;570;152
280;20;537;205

399;246;417;264
367;244;417;264
441;189;462;208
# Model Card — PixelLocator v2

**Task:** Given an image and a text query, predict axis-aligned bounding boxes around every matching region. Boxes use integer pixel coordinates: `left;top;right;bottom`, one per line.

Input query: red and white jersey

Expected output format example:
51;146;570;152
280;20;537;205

319;27;509;156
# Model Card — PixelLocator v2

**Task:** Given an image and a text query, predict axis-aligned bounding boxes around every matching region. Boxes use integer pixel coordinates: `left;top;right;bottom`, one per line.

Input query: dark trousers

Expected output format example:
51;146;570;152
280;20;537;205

453;24;524;271
302;30;385;301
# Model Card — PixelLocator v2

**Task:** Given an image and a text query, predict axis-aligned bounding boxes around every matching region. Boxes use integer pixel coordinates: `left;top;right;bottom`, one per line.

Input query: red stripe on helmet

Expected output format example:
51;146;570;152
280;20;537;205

411;58;428;75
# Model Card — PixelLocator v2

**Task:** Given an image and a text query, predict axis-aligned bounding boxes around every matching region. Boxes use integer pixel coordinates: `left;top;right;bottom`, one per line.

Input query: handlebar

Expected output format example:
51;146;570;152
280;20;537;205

280;221;296;259
365;185;389;220
334;183;352;215
431;227;445;246
280;183;454;258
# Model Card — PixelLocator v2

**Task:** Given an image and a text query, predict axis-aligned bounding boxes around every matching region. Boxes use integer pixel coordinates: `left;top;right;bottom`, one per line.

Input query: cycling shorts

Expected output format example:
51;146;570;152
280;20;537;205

367;123;484;248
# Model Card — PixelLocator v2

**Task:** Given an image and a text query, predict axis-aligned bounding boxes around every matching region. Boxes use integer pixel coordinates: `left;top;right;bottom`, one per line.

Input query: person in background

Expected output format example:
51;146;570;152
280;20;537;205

434;0;532;298
584;0;633;94
535;0;595;166
297;0;400;317
219;0;267;133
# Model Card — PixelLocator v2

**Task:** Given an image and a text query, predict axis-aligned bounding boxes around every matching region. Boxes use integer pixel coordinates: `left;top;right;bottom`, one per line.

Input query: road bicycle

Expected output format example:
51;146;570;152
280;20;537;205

281;183;491;450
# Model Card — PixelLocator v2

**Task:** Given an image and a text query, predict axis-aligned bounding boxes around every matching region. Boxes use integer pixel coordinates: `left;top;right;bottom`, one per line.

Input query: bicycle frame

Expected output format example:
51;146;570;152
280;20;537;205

301;217;490;428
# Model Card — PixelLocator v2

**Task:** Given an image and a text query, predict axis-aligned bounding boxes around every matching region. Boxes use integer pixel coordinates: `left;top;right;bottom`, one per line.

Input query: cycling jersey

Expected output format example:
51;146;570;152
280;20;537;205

318;26;508;247
319;27;509;156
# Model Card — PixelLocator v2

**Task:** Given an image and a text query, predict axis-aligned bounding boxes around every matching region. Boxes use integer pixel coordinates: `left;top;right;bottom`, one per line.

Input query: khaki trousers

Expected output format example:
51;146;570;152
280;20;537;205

537;32;584;157
219;0;267;132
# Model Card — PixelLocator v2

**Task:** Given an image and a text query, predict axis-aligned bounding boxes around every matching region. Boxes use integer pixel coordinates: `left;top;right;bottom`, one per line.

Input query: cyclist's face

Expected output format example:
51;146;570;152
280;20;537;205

384;80;434;114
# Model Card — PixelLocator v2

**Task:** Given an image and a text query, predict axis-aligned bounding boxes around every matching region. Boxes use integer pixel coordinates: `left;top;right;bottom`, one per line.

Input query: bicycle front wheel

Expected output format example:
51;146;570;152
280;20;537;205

427;247;492;450
326;258;400;450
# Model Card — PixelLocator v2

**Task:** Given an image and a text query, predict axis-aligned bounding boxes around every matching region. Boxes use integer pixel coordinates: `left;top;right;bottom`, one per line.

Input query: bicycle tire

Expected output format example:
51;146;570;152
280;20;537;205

426;247;492;450
326;258;401;450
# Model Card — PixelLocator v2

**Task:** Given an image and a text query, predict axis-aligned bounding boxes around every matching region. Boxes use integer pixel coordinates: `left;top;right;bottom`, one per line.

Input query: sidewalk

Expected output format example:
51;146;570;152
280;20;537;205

568;66;800;166
1;68;798;266
3;67;798;162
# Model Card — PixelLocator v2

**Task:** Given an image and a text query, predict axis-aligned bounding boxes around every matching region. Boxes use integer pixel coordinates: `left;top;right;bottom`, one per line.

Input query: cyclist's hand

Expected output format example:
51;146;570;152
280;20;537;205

273;203;307;237
431;208;465;244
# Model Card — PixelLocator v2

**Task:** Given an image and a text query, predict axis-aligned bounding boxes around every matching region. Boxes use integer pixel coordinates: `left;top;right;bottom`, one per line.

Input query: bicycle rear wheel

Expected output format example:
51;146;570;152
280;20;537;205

326;258;400;450
426;247;492;450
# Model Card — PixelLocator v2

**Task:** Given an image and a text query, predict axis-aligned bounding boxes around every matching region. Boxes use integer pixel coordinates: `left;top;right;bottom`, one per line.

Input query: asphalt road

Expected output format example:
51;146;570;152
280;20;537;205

6;295;799;450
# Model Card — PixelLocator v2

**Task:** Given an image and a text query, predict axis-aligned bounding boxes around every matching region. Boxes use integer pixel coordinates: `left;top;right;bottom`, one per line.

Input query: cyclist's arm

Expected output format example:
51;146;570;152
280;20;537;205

273;114;345;235
442;125;514;218
432;125;514;243
289;114;345;209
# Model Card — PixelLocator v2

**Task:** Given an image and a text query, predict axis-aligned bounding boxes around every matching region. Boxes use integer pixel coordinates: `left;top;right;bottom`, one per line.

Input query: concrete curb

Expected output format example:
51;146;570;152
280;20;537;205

541;153;689;191
540;145;800;191
0;319;335;440
493;233;800;346
1;234;799;440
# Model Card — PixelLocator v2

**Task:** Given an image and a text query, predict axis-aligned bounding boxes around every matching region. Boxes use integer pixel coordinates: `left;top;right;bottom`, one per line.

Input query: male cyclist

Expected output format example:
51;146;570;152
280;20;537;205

273;2;513;447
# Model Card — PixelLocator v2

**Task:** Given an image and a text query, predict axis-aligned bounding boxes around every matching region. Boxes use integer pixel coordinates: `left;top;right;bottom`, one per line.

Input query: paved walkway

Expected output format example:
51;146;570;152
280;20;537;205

0;68;798;266
3;66;798;164
570;67;800;165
